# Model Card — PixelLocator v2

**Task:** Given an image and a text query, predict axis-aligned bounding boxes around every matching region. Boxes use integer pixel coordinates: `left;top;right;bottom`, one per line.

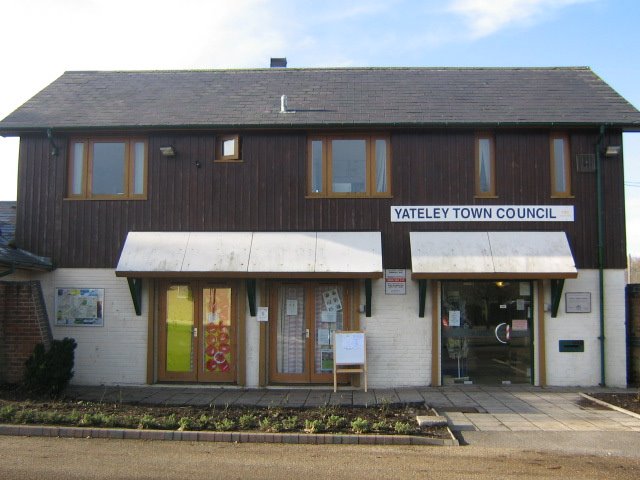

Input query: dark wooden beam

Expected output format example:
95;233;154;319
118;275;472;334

246;279;257;317
418;279;427;318
126;277;142;316
364;279;372;317
550;279;565;318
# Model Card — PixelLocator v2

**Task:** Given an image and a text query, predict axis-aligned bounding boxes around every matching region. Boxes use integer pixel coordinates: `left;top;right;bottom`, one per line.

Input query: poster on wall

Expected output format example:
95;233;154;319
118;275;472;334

385;269;406;295
55;288;104;326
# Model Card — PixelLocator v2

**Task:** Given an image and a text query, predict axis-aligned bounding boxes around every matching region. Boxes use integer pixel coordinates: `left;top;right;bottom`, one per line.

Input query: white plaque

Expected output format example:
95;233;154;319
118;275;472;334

257;307;269;322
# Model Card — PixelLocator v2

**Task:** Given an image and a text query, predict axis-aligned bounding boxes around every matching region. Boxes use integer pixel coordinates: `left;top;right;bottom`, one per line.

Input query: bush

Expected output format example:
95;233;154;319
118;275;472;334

23;338;77;395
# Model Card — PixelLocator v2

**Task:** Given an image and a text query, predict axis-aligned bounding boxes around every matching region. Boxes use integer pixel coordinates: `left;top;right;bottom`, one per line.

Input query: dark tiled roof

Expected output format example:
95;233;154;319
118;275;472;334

1;67;639;131
0;201;53;272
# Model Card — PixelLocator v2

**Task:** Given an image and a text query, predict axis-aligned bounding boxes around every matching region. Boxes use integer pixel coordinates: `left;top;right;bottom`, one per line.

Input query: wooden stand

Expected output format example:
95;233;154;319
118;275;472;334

333;331;367;393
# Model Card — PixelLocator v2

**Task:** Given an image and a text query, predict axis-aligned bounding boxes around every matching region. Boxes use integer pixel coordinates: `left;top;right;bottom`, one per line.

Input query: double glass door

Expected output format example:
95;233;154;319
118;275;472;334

158;281;236;382
269;282;351;384
441;280;533;385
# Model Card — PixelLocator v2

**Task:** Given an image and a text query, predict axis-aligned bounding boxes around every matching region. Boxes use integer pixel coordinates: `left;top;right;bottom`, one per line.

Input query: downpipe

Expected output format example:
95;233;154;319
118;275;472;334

596;125;606;386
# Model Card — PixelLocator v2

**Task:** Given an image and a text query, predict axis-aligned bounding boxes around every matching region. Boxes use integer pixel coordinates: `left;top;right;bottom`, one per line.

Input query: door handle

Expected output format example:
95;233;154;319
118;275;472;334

305;328;310;339
193;327;198;338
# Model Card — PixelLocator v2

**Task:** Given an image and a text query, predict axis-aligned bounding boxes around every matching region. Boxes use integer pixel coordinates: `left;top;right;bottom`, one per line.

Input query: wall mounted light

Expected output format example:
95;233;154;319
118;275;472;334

159;145;176;157
605;145;621;157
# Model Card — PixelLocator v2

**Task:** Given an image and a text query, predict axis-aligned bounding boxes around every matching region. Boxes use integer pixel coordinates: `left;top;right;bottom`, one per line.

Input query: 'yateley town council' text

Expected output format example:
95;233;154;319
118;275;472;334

390;205;575;222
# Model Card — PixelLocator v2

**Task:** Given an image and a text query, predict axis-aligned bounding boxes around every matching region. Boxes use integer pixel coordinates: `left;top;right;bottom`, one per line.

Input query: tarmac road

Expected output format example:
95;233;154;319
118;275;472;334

1;436;639;480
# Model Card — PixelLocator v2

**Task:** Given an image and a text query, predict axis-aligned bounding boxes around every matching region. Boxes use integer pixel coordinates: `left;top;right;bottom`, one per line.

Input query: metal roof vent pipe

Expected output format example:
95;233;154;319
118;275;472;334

270;57;287;68
280;95;288;113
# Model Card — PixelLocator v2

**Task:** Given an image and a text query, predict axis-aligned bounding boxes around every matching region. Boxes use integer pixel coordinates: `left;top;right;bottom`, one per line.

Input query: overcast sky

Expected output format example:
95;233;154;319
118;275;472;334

1;0;638;253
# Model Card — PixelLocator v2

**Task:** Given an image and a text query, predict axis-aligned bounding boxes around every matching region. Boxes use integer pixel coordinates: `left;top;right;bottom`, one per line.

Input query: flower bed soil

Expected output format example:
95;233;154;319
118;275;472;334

590;392;640;415
0;385;449;438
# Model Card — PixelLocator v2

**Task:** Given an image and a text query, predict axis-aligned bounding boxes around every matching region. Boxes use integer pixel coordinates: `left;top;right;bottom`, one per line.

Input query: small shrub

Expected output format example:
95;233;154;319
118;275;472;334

259;417;272;432
281;416;298;431
372;420;389;432
215;417;236;431
0;404;17;421
161;414;178;430
303;419;325;434
198;414;211;429
350;417;370;434
23;338;77;395
138;414;156;429
393;421;414;435
178;417;194;431
326;415;347;430
238;413;258;429
15;409;39;424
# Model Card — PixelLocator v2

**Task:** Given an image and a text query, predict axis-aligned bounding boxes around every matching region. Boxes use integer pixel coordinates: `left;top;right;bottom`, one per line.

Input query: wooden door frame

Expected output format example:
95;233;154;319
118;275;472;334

157;279;241;384
268;280;353;385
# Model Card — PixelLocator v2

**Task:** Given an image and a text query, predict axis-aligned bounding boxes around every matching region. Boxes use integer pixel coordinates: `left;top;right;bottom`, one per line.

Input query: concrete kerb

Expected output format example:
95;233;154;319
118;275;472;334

579;392;640;420
0;424;458;446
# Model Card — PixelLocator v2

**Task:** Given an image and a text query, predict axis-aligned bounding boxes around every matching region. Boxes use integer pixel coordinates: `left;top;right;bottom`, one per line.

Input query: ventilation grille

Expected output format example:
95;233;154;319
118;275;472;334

576;153;596;173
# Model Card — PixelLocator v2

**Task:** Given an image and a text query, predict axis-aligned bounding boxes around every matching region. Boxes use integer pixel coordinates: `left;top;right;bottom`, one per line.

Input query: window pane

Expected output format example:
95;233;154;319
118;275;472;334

166;285;194;373
223;138;236;157
92;142;126;195
553;138;566;193
71;142;84;195
311;140;323;193
478;138;492;193
314;285;344;375
203;287;233;375
277;285;306;374
133;141;145;195
332;139;366;193
375;139;387;193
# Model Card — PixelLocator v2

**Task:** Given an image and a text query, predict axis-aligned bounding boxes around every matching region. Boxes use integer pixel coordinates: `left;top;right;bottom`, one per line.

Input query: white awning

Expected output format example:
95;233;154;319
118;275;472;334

410;231;577;279
116;231;383;278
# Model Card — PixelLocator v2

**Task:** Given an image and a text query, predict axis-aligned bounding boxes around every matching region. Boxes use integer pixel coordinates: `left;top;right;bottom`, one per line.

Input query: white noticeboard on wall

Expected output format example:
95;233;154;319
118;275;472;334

333;331;367;392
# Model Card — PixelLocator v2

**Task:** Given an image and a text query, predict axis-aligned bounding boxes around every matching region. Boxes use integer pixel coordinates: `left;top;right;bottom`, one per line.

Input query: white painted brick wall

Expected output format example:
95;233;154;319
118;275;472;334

20;268;627;388
359;274;432;388
36;269;148;386
544;269;627;387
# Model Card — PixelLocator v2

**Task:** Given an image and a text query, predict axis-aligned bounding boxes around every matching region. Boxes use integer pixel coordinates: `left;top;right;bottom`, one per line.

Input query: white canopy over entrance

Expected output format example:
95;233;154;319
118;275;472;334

115;231;383;278
410;231;577;279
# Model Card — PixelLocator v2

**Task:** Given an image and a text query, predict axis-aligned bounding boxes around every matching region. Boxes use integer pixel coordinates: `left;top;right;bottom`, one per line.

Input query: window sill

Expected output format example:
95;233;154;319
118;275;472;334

550;195;575;199
473;195;499;199
214;158;243;163
305;194;393;199
64;196;147;201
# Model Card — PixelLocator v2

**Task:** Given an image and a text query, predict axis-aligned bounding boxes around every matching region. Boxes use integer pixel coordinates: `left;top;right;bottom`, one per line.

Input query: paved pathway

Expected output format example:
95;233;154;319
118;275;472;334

64;385;640;433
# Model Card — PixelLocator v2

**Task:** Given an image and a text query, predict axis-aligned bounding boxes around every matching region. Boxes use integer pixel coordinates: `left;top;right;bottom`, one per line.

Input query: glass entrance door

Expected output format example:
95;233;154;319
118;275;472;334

441;280;533;385
158;282;236;383
270;282;350;384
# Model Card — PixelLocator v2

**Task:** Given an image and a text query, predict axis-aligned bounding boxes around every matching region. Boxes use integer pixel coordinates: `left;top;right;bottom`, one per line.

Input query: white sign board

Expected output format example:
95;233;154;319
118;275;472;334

385;269;406;295
391;205;574;222
257;307;269;322
334;332;366;365
565;292;591;313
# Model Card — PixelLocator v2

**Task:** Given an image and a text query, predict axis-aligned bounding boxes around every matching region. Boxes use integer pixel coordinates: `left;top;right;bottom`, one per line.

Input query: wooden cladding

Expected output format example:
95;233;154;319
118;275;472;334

15;129;627;270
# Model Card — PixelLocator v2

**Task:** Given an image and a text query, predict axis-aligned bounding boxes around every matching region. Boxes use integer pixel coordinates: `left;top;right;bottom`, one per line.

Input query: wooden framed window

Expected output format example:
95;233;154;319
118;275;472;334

215;134;241;162
550;133;571;197
307;135;391;197
68;137;147;200
475;133;496;197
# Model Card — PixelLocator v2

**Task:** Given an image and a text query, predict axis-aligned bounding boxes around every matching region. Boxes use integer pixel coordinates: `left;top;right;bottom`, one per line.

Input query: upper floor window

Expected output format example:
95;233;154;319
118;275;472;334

68;137;147;199
550;133;571;197
475;133;496;197
215;134;241;162
308;135;390;197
